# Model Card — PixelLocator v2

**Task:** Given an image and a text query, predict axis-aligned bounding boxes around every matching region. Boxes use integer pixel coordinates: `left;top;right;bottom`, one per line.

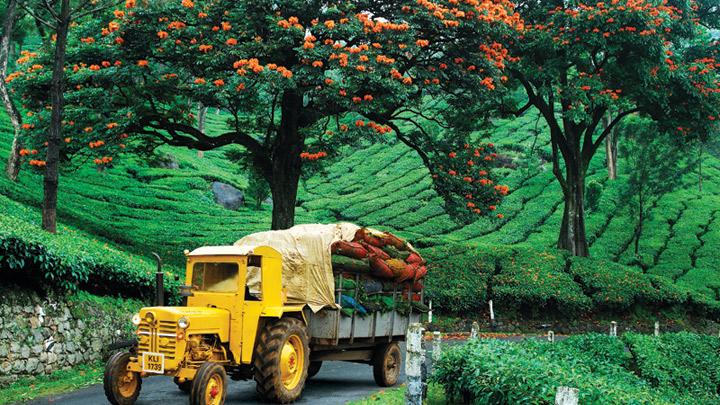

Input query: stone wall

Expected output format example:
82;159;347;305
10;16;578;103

0;288;140;386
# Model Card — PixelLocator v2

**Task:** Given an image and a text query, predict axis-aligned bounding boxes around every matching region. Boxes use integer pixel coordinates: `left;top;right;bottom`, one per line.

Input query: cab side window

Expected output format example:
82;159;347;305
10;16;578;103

245;255;262;301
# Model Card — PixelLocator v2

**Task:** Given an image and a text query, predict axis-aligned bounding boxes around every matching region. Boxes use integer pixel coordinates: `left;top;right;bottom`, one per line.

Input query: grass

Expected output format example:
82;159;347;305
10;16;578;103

348;383;447;405
0;361;103;404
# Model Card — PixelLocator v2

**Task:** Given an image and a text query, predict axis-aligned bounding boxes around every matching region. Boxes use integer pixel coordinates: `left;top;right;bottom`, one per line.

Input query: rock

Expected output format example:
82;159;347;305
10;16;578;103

25;358;39;373
211;182;244;210
0;361;11;373
20;346;30;359
47;352;58;364
0;345;7;358
91;339;102;353
157;154;180;169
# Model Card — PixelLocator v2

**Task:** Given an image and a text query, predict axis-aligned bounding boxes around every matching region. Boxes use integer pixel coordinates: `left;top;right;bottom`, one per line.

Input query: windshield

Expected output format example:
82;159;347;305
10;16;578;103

192;262;239;293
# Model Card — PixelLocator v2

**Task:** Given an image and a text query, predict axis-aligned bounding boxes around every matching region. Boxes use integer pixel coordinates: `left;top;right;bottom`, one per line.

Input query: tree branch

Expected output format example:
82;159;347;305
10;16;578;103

590;108;640;155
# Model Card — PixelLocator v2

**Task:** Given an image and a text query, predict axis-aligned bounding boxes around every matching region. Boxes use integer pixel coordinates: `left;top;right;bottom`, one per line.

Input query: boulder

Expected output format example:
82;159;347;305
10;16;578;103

211;182;244;210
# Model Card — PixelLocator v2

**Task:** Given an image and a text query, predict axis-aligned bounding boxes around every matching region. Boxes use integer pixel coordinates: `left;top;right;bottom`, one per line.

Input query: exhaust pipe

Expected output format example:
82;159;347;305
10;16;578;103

152;252;164;306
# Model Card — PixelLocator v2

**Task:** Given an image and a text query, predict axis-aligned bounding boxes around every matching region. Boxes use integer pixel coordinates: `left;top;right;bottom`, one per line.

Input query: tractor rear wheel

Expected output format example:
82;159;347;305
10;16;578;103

254;317;310;403
372;342;401;387
103;352;142;405
190;362;227;405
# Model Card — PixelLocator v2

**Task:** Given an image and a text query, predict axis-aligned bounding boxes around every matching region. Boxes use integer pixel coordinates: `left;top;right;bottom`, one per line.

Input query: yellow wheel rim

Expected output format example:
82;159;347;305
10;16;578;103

280;334;304;390
117;371;138;397
204;374;224;405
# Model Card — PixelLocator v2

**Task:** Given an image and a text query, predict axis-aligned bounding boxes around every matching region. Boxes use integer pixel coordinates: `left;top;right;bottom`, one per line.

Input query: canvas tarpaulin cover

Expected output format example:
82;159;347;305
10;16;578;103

234;223;361;312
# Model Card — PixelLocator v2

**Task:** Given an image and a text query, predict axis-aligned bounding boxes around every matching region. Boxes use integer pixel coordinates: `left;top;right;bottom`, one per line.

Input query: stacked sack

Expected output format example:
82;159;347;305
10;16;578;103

330;228;427;304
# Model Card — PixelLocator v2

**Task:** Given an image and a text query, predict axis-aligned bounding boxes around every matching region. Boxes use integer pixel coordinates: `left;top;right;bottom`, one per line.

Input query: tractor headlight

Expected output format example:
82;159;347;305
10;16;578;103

144;311;155;324
178;317;190;329
132;313;141;326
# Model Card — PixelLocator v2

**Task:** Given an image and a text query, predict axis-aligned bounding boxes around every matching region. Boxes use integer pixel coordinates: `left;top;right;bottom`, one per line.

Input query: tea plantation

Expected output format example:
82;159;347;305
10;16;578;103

1;107;720;320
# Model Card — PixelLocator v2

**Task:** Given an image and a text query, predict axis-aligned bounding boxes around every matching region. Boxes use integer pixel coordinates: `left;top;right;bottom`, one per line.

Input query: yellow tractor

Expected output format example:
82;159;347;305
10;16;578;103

103;244;422;404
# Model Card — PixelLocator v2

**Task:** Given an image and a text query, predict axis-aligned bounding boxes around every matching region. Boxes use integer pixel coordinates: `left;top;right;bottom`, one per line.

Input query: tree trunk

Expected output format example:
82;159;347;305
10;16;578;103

197;102;207;133
1;0;22;181
604;115;618;180
268;90;305;230
557;165;589;257
42;0;71;233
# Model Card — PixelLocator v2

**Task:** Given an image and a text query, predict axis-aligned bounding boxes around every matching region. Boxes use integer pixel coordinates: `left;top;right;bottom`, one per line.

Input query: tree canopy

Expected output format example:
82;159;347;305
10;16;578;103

10;0;523;228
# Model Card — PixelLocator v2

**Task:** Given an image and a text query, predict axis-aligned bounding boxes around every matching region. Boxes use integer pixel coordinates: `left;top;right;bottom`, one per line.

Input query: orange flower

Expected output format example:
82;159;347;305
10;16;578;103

324;78;334;85
181;0;194;8
226;38;237;46
213;79;225;87
137;60;149;67
157;31;169;39
113;9;125;18
312;60;323;68
194;78;206;85
89;64;100;71
125;0;135;8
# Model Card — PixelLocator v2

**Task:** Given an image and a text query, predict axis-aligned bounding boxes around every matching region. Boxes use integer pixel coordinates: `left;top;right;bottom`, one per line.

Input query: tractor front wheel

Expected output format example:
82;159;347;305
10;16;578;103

254;317;310;403
190;362;227;405
174;376;192;393
372;342;401;387
103;352;142;405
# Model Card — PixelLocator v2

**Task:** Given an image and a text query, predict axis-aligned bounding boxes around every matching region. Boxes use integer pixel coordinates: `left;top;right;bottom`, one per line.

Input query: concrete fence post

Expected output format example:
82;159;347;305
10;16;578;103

610;321;617;337
432;331;442;362
471;321;479;339
654;321;660;337
555;387;579;405
548;330;555;343
405;323;425;405
488;300;495;325
428;299;433;323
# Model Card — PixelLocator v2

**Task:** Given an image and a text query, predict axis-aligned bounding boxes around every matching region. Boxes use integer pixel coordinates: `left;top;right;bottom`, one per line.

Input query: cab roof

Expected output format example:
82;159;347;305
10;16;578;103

187;245;258;257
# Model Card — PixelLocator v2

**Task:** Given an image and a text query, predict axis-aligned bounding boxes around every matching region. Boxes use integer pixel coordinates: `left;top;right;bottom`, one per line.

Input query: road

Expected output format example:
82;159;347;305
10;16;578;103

27;357;404;405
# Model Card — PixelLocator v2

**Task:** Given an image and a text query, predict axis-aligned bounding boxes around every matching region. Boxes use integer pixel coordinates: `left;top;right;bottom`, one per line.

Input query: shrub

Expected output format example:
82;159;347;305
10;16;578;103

623;332;720;395
585;180;604;212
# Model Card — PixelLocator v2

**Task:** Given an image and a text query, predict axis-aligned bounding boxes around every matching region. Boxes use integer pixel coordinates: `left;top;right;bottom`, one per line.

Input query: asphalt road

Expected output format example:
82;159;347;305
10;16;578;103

26;357;405;405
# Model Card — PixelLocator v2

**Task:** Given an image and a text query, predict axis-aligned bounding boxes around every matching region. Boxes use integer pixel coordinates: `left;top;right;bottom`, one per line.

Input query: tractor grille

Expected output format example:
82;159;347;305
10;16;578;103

137;320;177;360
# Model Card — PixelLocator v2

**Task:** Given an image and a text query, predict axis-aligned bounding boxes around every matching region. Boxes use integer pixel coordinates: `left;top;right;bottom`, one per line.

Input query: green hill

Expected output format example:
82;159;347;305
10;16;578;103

1;106;719;320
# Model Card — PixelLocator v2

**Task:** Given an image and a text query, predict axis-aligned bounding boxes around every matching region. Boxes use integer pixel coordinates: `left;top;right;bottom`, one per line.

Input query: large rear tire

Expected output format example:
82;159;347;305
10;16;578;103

373;342;401;387
103;352;141;405
254;317;310;403
190;362;227;405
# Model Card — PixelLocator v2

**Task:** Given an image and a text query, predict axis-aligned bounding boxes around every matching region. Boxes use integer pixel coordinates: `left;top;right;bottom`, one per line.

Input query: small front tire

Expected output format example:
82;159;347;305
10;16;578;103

174;376;192;393
372;342;401;387
190;362;228;405
103;352;142;405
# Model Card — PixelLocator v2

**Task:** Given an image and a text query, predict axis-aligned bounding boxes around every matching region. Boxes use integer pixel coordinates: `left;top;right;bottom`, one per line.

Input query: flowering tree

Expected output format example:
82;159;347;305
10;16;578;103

500;0;720;256
11;0;522;230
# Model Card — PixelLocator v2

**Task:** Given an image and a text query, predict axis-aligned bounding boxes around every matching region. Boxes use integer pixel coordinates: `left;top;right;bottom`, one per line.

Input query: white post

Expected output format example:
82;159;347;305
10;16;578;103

654;321;660;337
428;299;433;324
610;321;617;337
548;330;555;343
432;331;442;362
488;300;495;327
471;321;479;339
555;387;579;405
405;323;425;405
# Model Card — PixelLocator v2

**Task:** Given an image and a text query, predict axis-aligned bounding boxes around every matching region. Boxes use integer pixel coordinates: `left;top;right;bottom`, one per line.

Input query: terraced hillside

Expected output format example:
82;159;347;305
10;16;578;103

1;106;719;314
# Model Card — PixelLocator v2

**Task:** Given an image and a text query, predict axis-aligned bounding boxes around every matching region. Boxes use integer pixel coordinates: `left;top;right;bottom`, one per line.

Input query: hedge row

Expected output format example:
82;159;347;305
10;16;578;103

422;242;720;317
433;333;717;404
0;213;180;302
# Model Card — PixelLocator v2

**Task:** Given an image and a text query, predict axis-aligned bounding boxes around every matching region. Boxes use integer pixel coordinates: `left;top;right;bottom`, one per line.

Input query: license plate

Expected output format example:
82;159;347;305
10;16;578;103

142;352;165;374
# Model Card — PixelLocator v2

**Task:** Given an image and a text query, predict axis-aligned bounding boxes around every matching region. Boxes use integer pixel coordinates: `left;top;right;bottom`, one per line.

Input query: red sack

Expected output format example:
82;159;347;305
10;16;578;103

369;256;394;279
397;263;419;283
406;253;425;265
364;244;390;260
355;228;385;247
412;293;422;302
415;266;427;280
412;281;423;292
331;241;368;259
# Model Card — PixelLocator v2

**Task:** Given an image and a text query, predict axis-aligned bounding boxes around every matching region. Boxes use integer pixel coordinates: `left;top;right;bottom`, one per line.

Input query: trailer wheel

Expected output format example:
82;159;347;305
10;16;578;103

307;361;322;379
254;317;310;403
173;376;192;393
373;342;401;387
190;362;227;405
103;352;141;405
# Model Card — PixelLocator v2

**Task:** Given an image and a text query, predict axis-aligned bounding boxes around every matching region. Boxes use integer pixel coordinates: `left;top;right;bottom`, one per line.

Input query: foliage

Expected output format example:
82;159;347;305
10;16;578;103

623;332;720;395
0;194;179;301
585;179;603;212
433;336;714;405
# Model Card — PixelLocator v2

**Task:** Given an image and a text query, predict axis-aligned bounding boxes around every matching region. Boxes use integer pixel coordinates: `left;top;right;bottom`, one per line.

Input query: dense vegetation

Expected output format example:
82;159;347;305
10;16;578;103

434;333;720;404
